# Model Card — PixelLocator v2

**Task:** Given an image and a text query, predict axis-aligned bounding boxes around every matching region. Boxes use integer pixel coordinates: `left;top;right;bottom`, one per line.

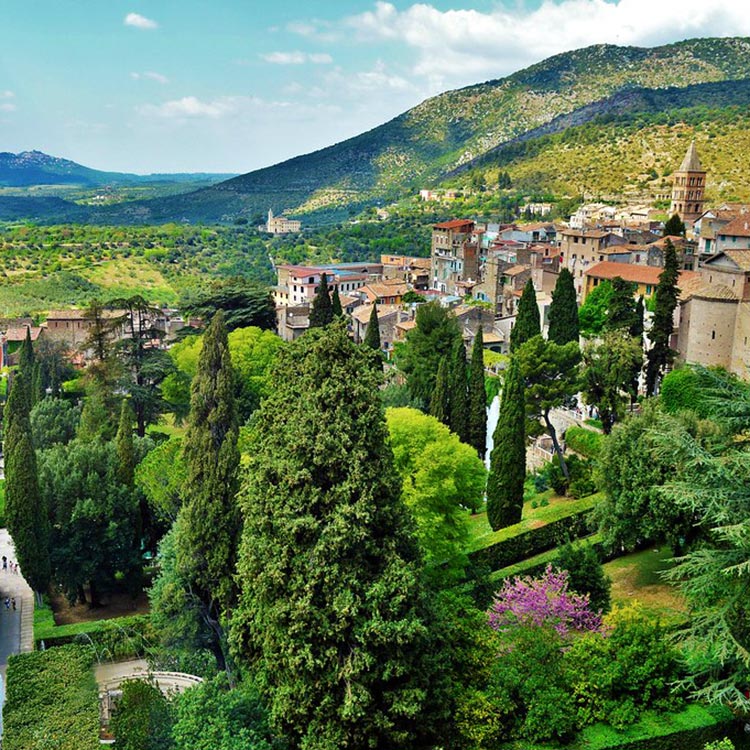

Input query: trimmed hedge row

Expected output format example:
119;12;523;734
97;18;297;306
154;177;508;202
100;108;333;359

35;613;154;659
469;506;595;571
3;644;100;750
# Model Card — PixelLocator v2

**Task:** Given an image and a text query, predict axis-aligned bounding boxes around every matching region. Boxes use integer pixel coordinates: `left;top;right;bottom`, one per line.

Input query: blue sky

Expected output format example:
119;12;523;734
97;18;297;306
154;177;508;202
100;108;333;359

1;0;748;174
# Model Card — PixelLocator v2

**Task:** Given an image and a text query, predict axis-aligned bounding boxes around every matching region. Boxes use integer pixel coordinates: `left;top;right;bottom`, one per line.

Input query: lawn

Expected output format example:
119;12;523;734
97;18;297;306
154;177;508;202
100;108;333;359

466;492;602;553
603;547;688;625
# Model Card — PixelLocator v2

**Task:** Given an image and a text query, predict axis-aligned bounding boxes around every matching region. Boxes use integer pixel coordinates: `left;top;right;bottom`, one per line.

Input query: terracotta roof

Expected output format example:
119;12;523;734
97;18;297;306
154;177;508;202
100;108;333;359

395;320;417;332
678;140;704;173
562;229;610;239
679;275;737;302
361;282;409;302
649;235;687;249
351;304;401;324
503;265;528;276
5;326;42;342
719;215;750;238
433;219;474;230
585;261;698;289
483;331;504;344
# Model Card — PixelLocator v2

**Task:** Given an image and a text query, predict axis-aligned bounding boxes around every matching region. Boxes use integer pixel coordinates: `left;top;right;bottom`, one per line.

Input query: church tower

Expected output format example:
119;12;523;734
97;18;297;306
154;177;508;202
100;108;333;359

670;141;706;225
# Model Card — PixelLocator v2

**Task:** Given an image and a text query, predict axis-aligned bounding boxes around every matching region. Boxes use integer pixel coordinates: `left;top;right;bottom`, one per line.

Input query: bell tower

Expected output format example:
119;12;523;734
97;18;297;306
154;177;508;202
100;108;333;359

670;141;706;225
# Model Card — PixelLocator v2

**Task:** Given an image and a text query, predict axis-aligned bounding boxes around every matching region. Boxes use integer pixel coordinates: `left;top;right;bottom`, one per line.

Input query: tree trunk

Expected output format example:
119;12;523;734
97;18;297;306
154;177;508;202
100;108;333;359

89;580;102;608
544;409;569;480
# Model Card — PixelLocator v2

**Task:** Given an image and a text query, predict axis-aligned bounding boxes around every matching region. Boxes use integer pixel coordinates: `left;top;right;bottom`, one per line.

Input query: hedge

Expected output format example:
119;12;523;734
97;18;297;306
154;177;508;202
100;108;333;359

565;425;603;459
469;502;597;572
3;644;100;750
35;601;154;659
499;704;742;750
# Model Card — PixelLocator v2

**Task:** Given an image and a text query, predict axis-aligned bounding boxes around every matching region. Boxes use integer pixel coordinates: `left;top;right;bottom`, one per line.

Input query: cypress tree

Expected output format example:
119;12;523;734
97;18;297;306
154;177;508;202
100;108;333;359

468;328;487;457
646;240;679;395
331;286;343;318
631;295;645;340
230;322;435;749
116;400;136;487
363;303;381;351
510;278;541;352
429;356;450;426
177;311;240;622
4;370;50;599
31;361;44;406
547;268;579;345
19;327;34;376
486;357;526;531
448;338;469;441
605;277;638;333
309;272;334;328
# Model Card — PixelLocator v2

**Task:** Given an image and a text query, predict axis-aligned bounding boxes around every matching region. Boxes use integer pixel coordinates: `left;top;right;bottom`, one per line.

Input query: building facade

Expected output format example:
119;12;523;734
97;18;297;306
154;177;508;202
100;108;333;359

669;141;706;224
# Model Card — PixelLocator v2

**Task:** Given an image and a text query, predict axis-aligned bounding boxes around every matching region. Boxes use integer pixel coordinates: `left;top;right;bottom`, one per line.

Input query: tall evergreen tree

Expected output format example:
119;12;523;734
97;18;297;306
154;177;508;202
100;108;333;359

468;328;487;457
116;400;136;487
448;339;469;441
4;370;50;600
177;311;240;664
547;269;579;345
31;361;44;406
632;295;645;340
510;279;541;352
230;322;436;749
605;277;638;333
331;286;343;318
363;304;381;351
309;273;334;328
646;240;680;395
663;214;686;238
486;357;526;531
429;356;450;426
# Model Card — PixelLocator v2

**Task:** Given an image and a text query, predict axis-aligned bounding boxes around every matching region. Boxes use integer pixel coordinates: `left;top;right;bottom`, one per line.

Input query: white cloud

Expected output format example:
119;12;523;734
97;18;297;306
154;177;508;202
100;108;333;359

0;103;16;112
341;0;750;90
131;71;169;84
261;51;333;65
139;96;242;119
124;12;158;30
0;90;14;99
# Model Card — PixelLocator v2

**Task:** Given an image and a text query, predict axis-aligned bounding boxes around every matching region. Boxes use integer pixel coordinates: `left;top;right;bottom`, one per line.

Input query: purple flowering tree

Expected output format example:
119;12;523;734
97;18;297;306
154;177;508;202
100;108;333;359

488;564;603;636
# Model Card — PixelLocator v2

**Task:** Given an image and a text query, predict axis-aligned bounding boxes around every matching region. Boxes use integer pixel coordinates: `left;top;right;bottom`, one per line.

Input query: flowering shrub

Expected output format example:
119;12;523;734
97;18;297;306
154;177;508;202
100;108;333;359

488;564;603;636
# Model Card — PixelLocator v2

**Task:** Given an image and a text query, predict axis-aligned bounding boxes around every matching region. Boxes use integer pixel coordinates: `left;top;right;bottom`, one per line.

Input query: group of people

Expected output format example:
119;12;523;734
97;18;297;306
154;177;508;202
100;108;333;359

1;555;19;575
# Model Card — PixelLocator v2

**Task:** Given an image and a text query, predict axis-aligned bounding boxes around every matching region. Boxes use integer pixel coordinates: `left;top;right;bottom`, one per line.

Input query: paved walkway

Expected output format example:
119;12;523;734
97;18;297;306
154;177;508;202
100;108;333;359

0;528;35;738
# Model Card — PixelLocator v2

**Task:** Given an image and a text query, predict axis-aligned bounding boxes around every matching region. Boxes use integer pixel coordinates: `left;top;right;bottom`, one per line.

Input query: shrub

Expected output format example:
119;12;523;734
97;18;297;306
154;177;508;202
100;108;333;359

3;644;100;750
556;541;611;613
111;679;175;750
566;425;603;458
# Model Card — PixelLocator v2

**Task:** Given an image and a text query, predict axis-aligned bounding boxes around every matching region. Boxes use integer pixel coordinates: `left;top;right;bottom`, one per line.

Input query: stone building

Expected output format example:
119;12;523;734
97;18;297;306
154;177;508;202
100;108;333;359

430;219;479;294
264;209;301;234
669;141;706;225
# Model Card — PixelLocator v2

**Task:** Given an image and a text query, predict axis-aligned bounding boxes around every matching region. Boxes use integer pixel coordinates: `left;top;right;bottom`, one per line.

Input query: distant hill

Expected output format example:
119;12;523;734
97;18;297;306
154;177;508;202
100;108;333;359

0;150;234;188
6;37;750;224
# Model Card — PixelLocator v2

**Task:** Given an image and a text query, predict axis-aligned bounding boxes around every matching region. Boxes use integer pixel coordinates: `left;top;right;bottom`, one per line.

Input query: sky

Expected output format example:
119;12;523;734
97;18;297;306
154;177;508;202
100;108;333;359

1;0;750;174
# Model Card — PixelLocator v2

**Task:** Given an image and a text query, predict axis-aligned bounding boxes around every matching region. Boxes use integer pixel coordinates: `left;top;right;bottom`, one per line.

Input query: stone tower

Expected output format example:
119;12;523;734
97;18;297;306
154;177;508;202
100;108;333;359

670;141;706;225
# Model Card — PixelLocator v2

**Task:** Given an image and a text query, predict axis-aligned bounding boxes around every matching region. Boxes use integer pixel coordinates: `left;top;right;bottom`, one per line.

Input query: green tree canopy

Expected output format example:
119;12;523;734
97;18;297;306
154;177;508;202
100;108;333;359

230;322;438;749
605;277;638;333
386;407;486;568
510;279;541;352
486;356;526;531
646;239;679;395
578;280;613;338
547;268;579;345
397;301;461;408
468;329;487;457
308;272;334;328
179;277;276;332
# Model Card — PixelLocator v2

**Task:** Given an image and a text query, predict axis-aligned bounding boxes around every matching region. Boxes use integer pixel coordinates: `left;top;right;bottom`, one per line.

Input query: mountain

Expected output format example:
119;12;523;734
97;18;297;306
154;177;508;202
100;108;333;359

5;36;750;224
0;150;235;188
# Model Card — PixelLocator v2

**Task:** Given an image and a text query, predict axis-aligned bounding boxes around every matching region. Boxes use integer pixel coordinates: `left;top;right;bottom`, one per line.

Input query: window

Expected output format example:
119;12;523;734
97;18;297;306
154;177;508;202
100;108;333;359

712;330;716;340
646;285;652;294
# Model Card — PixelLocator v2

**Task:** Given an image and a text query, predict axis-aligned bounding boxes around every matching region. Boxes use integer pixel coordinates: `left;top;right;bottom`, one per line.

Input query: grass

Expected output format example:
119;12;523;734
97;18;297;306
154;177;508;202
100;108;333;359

466;492;603;553
147;413;187;440
79;256;178;305
604;547;688;626
33;599;114;641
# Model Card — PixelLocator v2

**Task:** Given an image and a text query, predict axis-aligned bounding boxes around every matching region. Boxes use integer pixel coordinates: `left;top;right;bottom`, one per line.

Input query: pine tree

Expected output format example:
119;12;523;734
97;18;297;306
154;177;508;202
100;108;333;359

177;311;240;622
116;400;136;487
468;328;487;457
331;286;343;318
429;356;450;426
448;339;469;441
230;322;435;749
486;357;526;531
547;269;579;345
4;370;50;599
646;239;680;395
309;273;334;328
510;279;541;352
363;304;381;351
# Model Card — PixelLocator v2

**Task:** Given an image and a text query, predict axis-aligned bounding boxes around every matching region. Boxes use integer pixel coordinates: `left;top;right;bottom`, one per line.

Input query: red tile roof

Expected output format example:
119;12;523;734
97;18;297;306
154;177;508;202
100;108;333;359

433;219;474;230
720;215;750;238
585;261;698;288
